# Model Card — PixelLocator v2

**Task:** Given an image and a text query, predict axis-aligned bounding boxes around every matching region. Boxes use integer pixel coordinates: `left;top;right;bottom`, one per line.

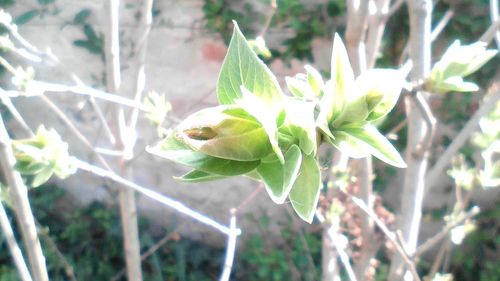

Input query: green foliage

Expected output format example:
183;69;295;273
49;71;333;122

427;40;497;94
202;0;346;62
12;125;76;187
151;23;406;223
71;9;104;57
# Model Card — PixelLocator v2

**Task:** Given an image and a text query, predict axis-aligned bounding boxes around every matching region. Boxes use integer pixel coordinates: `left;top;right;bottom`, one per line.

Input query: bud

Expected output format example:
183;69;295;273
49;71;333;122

176;105;273;161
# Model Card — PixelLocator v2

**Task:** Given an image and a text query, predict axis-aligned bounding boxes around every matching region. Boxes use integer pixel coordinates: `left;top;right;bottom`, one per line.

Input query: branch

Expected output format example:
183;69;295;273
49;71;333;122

479;20;500;44
489;0;500;49
0;114;49;281
0;198;33;281
219;209;240;281
349;195;421;281
258;0;277;37
73;158;241;236
426;90;500;191
413;206;480;258
430;9;454;42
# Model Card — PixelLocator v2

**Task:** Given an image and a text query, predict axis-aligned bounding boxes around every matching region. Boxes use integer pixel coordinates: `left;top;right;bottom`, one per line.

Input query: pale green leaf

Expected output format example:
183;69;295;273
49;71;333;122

148;134;260;176
239;86;284;163
341;124;407;168
285;76;314;98
174;170;229;182
284;99;317;155
31;166;53;187
304;65;324;96
358;69;406;121
217;21;283;105
289;152;321;223
257;144;302;204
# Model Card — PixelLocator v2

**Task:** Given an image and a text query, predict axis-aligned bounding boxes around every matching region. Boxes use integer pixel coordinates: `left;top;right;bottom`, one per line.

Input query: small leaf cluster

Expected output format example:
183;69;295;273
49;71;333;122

150;22;407;223
427;40;497;94
12;125;76;187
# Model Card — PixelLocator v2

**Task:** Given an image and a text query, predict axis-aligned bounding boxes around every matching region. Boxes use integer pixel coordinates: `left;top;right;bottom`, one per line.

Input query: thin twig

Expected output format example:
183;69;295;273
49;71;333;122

411;92;436;157
0;198;33;281
430;9;454;42
331;229;358;281
349;195;421;281
219;209;240;281
74;158;241;236
413;206;480;258
234;183;264;215
0;94;34;137
426;90;500;190
385;0;404;19
479;20;500;44
0;114;49;281
489;0;500;49
258;0;277;37
36;223;77;281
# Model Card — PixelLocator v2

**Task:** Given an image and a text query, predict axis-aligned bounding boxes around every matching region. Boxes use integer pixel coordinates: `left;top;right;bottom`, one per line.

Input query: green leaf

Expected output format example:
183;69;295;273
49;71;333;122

328;33;354;122
340;124;406;168
238;87;284;163
74;9;92;24
284;99;317;155
174;170;228;182
178;105;273;161
217;21;283;105
289;152;321;223
317;33;354;135
285;76;314;98
14;10;38;25
148;134;260;176
257;144;302;204
31;166;53;187
357;69;406;121
430;76;480;94
304;65;323;96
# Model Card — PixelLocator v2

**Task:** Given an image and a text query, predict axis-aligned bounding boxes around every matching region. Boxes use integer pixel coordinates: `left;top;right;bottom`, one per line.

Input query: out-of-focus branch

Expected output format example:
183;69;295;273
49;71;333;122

0;114;48;281
430;9;454;42
414;206;480;258
489;0;500;49
74;158;240;236
0;198;33;281
219;209;240;281
426;90;500;191
258;0;277;37
389;0;432;279
366;0;391;69
349;195;421;281
479;20;500;44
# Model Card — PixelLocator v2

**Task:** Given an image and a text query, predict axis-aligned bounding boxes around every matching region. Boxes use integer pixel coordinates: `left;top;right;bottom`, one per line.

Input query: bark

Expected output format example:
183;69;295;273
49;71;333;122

104;0;143;280
0;114;48;281
388;0;433;280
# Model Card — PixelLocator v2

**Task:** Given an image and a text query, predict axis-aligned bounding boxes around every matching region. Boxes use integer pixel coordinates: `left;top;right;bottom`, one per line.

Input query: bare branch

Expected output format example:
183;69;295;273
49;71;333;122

489;0;500;49
414;206;480;258
0;114;49;281
479;20;500;44
219;209;240;281
258;0;277;37
426;90;500;190
0;198;33;281
349;195;421;281
430;9;454;42
74;158;240;236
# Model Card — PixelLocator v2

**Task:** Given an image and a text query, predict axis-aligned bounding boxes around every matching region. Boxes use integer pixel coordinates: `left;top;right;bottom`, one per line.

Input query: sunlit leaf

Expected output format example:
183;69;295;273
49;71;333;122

304;65;324;96
174;169;229;182
257;144;302;204
289;152;321;223
148;134;260;176
217;22;283;105
284;99;317;155
340;124;406;168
